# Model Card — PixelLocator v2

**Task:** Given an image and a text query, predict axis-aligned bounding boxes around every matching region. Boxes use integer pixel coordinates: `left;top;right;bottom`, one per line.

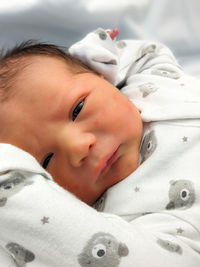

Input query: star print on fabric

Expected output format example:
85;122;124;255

134;187;140;192
182;136;188;142
41;216;49;225
176;227;184;234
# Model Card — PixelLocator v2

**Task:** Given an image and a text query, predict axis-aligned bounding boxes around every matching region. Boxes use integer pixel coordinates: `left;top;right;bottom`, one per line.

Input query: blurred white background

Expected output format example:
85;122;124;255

0;0;199;76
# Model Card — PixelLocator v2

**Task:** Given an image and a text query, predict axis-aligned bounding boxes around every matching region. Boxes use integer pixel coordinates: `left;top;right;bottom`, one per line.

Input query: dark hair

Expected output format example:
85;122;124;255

0;40;97;102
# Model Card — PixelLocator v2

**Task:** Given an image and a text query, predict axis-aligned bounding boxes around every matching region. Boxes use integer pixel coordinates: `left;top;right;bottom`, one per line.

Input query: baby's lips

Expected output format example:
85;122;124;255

107;28;119;40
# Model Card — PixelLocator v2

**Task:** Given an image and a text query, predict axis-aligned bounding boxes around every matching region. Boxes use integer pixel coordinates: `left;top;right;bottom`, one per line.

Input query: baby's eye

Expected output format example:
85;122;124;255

42;153;54;169
72;101;84;121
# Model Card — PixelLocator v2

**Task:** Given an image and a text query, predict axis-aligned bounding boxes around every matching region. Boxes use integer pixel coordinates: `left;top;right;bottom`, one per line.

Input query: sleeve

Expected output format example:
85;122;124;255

68;28;184;88
0;144;199;266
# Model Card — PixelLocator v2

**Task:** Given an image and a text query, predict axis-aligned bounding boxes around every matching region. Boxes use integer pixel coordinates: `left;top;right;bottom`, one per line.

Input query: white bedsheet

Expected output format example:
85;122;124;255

0;0;199;77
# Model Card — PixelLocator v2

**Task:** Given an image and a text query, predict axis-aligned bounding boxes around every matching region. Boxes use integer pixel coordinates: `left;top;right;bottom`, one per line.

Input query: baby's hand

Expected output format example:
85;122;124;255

107;28;119;40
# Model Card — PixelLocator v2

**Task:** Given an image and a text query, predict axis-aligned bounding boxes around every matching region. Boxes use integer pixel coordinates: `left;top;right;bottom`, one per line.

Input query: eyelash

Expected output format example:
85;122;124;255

72;100;84;121
42;153;54;169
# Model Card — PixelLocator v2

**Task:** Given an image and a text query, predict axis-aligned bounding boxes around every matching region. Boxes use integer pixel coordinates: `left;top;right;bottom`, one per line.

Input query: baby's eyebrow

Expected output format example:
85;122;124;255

47;95;69;123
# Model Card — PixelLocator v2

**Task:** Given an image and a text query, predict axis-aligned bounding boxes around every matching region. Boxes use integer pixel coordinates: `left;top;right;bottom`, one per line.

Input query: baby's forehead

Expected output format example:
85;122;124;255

18;55;75;85
22;55;91;80
13;55;99;105
23;55;70;71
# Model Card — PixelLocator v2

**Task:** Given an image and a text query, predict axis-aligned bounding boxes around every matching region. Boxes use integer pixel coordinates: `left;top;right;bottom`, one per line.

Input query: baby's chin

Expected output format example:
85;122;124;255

77;153;139;205
98;154;138;190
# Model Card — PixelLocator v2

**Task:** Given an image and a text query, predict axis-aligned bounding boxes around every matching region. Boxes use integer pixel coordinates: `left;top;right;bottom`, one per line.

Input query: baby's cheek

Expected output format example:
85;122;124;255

92;111;108;128
93;119;100;127
123;98;135;112
98;110;109;122
127;102;135;112
114;93;133;111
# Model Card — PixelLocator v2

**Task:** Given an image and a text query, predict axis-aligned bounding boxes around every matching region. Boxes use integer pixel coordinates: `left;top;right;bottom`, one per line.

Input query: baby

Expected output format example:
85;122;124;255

0;29;199;267
0;39;142;205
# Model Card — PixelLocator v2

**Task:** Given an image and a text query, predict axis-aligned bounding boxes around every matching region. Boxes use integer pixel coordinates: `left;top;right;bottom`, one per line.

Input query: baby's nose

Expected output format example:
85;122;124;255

66;132;96;167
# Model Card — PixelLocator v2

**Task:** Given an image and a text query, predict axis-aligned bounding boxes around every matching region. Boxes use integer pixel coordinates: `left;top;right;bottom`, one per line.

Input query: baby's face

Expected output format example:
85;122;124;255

2;56;143;205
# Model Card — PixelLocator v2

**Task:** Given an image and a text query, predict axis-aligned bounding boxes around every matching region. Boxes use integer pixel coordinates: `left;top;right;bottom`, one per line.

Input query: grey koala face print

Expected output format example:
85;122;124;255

93;193;107;212
140;44;157;58
140;130;157;164
151;68;180;79
116;40;127;49
0;172;33;207
157;238;182;255
6;242;35;267
138;82;158;97
78;232;129;267
94;28;108;40
166;180;195;210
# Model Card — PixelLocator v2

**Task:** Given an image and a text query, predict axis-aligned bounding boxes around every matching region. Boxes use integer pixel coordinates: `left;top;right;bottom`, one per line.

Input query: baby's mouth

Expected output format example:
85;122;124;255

95;146;120;178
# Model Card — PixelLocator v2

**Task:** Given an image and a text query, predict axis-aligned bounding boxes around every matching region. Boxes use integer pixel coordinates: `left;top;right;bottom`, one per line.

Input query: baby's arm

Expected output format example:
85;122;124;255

69;28;183;89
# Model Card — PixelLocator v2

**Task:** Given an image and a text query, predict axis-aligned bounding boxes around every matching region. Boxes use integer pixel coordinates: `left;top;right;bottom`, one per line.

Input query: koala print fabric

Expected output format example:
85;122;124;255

0;172;33;207
6;242;35;267
166;180;195;210
93;192;107;212
139;130;157;164
78;232;128;267
156;238;183;255
0;30;199;267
